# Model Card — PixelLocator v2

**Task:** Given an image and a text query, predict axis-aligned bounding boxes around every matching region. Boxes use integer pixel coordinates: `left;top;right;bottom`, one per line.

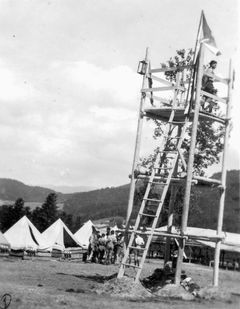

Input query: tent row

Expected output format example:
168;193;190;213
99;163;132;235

1;216;95;253
2;217;239;257
1;216;117;254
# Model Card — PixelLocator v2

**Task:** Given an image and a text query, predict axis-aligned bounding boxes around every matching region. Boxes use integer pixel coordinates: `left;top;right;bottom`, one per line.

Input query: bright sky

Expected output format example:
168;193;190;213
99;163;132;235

0;0;239;188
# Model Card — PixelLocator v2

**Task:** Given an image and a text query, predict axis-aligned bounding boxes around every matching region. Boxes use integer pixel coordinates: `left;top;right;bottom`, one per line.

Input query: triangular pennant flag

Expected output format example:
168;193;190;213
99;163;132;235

201;12;221;56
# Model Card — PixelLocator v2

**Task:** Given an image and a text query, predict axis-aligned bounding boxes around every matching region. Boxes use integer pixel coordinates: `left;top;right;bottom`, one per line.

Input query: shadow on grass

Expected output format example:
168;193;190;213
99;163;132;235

57;272;118;283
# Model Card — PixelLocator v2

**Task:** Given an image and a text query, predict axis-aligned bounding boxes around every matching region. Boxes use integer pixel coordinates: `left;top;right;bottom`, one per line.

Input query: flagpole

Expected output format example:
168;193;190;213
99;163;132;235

185;11;203;114
193;11;204;64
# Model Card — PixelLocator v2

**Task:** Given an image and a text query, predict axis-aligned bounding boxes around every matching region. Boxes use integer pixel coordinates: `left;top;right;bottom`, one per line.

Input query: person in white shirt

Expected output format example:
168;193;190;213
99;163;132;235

134;235;145;266
201;60;218;113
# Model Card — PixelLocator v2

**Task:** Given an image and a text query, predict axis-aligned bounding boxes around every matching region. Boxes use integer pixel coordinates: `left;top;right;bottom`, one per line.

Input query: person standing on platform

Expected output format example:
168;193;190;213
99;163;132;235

201;60;218;113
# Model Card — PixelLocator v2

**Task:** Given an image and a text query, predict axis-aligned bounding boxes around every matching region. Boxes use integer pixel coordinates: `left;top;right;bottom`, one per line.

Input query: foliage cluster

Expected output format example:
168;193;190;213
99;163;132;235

163;48;194;83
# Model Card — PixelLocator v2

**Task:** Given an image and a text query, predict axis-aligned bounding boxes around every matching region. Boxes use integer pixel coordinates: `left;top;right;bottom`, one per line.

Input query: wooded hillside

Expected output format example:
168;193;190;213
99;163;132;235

63;170;240;232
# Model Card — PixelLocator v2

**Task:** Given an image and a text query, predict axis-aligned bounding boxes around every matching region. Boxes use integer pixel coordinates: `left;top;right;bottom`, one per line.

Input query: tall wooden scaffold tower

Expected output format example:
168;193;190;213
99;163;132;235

117;17;234;287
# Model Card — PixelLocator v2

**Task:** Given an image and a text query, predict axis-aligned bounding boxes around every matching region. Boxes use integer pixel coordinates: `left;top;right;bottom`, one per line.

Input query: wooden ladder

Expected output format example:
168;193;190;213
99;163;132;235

117;112;189;282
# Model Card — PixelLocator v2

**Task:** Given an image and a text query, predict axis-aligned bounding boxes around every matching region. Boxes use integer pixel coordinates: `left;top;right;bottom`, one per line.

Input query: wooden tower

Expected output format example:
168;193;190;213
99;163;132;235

117;38;234;286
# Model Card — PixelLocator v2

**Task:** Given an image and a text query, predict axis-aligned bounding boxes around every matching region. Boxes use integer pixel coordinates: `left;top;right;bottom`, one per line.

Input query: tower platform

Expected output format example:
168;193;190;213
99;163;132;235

144;107;226;124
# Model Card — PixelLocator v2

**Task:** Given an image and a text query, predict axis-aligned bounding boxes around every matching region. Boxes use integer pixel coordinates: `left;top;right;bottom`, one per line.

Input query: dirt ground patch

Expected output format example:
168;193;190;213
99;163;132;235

0;258;239;308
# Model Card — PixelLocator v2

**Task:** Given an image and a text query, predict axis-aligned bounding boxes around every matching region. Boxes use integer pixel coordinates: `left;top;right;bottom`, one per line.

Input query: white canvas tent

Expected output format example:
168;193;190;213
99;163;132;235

4;216;45;250
155;225;240;253
0;231;10;249
196;231;240;253
41;218;82;251
74;220;94;249
95;224;119;236
74;221;119;249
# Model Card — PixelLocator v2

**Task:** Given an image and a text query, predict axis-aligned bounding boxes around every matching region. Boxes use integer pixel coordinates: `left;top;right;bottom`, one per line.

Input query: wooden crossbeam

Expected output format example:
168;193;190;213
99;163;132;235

146;74;173;86
203;71;229;85
149;65;194;73
198;111;226;124
200;90;227;104
136;174;197;184
192;175;221;185
145;93;172;105
118;229;224;241
142;85;185;92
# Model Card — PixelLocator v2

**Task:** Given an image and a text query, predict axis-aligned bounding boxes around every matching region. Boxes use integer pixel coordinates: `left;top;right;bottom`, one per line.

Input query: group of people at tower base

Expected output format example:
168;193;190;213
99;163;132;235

87;227;124;265
86;226;145;266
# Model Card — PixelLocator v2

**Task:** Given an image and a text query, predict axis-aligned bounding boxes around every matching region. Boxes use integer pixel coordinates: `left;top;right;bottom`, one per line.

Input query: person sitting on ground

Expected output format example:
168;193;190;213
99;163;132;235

201;60;218;113
181;276;200;296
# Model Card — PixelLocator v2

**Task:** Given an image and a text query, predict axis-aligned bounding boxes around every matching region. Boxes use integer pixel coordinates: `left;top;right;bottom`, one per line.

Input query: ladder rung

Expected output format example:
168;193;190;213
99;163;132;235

129;246;146;251
136;172;151;177
163;136;181;139
154;174;169;178
140;212;157;217
154;167;172;170
144;198;162;203
122;263;141;269
162;155;175;158
149;181;168;185
168;121;186;125
159;150;178;153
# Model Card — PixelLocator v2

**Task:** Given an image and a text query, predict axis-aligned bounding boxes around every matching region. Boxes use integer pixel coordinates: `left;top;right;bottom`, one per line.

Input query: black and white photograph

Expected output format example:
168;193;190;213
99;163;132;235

0;0;239;308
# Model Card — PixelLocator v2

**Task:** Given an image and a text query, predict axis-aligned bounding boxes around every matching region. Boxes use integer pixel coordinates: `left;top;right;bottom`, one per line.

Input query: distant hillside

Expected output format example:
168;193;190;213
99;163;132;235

0;178;64;203
0;170;239;232
63;170;240;233
44;185;98;194
63;184;129;220
188;170;240;233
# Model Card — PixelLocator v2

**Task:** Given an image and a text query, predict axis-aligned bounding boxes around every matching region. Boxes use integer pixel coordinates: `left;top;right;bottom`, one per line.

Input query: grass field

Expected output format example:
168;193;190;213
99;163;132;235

0;257;239;309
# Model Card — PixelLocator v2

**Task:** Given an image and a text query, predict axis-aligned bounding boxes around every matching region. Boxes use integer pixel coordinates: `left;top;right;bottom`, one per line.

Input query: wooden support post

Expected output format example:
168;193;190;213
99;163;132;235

174;44;205;285
125;47;149;224
213;60;233;286
164;185;178;263
165;125;182;264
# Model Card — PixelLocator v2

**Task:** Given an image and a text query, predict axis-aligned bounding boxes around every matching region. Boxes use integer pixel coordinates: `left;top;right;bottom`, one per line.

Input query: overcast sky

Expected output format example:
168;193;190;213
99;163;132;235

0;0;239;188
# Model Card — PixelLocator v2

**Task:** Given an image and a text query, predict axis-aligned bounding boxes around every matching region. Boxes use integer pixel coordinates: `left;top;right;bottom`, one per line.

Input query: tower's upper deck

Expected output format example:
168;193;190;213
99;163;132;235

144;106;227;124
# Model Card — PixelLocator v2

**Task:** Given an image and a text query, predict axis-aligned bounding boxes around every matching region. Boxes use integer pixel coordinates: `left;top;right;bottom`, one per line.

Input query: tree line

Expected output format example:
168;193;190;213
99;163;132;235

0;193;83;233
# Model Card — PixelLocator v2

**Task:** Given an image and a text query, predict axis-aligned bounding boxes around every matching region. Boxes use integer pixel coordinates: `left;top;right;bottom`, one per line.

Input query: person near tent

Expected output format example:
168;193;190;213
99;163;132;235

105;230;117;264
201;60;218;113
115;232;124;265
88;226;98;262
133;234;145;266
98;233;106;264
112;231;119;264
171;242;179;272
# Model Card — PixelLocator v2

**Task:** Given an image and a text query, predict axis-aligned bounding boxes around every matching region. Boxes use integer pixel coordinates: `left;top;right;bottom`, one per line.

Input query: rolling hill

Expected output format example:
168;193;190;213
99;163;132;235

0;170;239;233
0;178;64;204
62;170;240;233
63;184;129;220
